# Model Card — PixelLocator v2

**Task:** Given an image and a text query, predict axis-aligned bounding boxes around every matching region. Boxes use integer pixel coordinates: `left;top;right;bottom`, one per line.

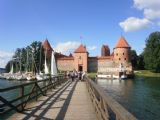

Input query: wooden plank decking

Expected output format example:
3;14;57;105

8;80;97;120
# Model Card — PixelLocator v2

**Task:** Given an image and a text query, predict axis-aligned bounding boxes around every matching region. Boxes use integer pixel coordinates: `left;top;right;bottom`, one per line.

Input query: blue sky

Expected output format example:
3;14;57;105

0;0;160;68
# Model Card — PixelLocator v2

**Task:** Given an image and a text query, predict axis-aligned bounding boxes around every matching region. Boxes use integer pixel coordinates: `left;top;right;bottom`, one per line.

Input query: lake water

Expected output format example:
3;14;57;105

1;77;160;120
97;77;160;120
0;79;31;100
0;79;32;119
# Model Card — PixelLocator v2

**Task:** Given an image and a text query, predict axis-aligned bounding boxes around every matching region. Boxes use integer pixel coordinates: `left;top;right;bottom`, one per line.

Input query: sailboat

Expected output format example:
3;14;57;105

51;51;57;76
44;50;49;74
9;63;14;74
36;46;45;80
26;48;36;81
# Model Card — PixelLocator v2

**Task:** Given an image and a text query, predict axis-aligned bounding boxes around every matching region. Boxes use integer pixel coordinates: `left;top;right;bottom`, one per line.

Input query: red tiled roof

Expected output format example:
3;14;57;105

57;57;74;60
55;52;67;58
74;44;87;53
114;36;130;48
42;39;53;51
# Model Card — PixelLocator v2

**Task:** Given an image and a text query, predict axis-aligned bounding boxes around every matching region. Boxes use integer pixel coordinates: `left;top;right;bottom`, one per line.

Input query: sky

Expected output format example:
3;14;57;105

0;0;160;68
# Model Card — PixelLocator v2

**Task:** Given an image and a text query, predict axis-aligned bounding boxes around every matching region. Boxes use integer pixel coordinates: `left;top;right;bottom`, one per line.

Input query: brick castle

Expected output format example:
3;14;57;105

42;36;133;76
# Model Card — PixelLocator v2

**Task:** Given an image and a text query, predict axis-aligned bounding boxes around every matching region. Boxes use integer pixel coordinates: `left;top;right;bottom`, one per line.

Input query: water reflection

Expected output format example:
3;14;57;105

97;78;160;120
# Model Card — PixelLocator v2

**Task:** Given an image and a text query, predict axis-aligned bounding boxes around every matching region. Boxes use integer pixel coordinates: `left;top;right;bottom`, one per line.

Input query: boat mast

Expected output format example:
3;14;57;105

39;44;42;74
32;48;34;74
26;48;29;72
19;50;22;73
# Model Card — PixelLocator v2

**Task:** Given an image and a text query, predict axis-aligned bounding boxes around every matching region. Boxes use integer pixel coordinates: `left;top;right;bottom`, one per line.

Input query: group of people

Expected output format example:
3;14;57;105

67;70;86;82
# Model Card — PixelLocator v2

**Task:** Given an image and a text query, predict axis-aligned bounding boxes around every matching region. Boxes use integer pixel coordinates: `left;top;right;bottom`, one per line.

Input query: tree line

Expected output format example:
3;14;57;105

131;31;160;73
5;31;160;73
5;41;45;73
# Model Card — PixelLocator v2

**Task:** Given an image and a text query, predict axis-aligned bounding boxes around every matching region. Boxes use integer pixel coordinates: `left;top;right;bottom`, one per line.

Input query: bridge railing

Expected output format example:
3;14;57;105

86;78;137;120
0;75;67;115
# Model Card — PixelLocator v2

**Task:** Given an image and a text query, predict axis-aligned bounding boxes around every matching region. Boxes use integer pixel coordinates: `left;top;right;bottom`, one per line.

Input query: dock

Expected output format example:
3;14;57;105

8;80;97;120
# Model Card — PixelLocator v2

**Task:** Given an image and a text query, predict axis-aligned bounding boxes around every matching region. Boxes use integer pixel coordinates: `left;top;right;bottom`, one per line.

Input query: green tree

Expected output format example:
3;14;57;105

5;41;44;73
143;31;160;72
30;41;43;73
137;54;145;70
130;50;138;69
5;61;11;73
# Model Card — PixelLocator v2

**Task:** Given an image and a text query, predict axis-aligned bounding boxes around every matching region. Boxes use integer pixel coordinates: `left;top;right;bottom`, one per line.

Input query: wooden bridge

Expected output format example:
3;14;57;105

0;75;137;120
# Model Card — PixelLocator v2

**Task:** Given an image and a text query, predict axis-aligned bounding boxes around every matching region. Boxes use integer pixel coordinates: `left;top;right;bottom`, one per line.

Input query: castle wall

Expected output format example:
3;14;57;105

88;57;97;72
57;58;74;71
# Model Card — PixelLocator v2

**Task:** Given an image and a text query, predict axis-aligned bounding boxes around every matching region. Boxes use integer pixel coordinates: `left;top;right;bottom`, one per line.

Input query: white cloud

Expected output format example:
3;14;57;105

0;51;13;68
119;17;151;32
134;0;160;20
119;0;160;32
133;0;160;10
87;46;97;51
144;9;160;20
53;41;80;54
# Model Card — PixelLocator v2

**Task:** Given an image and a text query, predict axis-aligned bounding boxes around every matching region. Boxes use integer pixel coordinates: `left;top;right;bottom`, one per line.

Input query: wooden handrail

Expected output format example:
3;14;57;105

0;75;67;115
86;78;137;120
0;75;64;92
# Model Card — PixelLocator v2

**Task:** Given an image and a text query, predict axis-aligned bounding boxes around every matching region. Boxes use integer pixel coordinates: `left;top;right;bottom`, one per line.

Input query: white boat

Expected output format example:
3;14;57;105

26;74;36;80
112;75;119;79
16;75;26;80
120;74;127;80
36;74;44;80
97;74;111;78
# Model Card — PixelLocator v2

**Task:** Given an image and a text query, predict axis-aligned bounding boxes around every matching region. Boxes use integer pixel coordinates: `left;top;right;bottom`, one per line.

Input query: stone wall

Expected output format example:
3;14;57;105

98;61;116;72
57;58;74;71
56;55;133;74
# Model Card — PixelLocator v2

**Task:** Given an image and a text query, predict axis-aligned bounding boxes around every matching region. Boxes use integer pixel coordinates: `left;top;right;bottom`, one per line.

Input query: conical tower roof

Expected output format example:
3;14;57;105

114;36;130;48
42;39;53;58
74;44;87;53
42;39;53;51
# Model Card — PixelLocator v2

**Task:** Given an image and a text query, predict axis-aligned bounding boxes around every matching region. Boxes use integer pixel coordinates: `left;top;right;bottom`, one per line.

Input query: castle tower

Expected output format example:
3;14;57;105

113;36;131;63
101;45;110;56
73;44;88;72
42;39;53;58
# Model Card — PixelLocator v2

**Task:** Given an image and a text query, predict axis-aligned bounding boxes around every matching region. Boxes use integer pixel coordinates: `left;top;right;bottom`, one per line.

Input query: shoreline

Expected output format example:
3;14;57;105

134;70;160;78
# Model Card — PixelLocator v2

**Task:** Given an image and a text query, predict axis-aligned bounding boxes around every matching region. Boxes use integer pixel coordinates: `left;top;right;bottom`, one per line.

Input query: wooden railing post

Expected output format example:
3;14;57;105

19;86;24;111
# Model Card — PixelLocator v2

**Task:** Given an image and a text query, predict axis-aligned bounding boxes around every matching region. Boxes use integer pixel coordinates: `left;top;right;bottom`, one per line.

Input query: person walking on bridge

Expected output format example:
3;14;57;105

71;71;75;82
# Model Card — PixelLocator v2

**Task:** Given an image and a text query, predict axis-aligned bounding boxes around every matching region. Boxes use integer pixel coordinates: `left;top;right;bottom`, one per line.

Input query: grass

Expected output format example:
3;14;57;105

87;72;97;79
134;70;160;78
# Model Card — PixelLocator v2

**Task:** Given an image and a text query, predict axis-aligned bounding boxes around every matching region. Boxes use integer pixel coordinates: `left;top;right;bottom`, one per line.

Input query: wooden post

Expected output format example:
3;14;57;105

35;82;38;101
19;86;24;111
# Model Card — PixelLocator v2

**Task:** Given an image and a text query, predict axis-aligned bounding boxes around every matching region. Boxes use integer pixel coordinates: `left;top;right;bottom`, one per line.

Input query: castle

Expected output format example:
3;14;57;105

42;36;133;76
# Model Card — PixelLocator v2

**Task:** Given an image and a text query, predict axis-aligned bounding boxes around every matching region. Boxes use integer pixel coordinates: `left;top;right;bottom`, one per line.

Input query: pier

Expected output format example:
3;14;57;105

0;75;137;120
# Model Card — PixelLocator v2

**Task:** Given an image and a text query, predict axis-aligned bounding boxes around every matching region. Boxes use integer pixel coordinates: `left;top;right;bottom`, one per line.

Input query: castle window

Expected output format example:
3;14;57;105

79;56;81;59
123;53;124;55
119;58;121;60
116;53;118;56
124;58;126;60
